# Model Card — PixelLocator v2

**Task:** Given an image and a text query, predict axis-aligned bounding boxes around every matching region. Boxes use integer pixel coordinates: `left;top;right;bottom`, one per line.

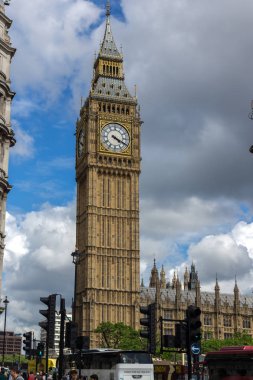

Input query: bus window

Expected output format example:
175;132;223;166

120;352;152;364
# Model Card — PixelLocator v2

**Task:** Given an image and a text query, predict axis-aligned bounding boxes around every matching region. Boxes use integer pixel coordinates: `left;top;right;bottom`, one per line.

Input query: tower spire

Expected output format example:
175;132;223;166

106;0;111;17
98;0;121;60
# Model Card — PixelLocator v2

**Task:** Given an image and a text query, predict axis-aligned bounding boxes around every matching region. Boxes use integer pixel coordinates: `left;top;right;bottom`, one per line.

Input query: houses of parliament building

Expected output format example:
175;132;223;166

141;260;253;340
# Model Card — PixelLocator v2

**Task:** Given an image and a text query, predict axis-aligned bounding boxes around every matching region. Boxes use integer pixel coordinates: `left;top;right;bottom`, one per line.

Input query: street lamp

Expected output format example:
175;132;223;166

2;296;9;366
71;248;81;322
71;247;81;265
249;100;253;153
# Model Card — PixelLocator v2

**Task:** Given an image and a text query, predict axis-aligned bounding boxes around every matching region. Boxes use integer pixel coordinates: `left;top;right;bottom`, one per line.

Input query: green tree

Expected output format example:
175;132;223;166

202;332;253;353
95;322;146;350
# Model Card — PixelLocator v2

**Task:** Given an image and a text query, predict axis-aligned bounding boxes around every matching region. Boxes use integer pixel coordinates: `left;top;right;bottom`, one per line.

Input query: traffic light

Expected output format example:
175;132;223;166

76;336;90;350
175;323;187;348
140;303;156;354
39;294;56;348
162;323;187;349
65;321;78;349
162;334;175;348
23;331;32;359
187;305;202;345
36;342;44;358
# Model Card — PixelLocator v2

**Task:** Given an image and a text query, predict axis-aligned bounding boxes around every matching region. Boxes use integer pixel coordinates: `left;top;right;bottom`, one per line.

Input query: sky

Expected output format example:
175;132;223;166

1;0;253;336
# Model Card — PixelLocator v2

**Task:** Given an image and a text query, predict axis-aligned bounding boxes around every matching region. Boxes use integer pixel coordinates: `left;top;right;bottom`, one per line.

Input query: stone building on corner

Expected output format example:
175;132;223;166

0;0;16;297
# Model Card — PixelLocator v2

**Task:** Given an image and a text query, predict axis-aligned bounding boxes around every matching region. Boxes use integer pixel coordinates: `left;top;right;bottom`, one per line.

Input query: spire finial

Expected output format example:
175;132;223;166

106;0;111;17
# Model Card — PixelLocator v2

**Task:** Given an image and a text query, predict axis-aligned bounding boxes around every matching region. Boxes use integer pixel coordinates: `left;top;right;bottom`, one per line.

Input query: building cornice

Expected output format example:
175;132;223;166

0;121;16;145
0;38;16;57
0;10;12;29
0;78;15;98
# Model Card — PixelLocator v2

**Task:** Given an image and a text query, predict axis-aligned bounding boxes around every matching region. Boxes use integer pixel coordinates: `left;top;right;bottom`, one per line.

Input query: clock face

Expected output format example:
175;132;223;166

101;123;130;153
78;130;84;157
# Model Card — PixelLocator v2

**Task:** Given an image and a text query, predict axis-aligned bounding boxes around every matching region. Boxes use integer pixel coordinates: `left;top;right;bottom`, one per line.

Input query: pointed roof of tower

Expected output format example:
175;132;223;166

191;262;196;273
149;259;159;287
91;1;136;104
99;0;121;60
160;265;166;289
234;275;239;293
184;266;189;280
215;274;220;291
160;265;165;277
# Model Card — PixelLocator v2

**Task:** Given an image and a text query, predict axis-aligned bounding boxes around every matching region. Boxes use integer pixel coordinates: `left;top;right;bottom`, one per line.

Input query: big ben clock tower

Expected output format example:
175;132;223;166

74;1;142;346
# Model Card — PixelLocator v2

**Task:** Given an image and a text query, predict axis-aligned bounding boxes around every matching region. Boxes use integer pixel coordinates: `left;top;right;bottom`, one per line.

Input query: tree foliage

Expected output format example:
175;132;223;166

201;332;253;353
95;322;146;350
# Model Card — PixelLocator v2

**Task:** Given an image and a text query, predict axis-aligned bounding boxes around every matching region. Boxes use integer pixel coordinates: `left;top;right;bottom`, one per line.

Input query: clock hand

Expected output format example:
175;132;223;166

112;134;128;146
112;134;121;143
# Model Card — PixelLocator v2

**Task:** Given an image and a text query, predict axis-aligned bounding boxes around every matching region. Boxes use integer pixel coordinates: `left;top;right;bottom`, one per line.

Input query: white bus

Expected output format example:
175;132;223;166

62;349;154;380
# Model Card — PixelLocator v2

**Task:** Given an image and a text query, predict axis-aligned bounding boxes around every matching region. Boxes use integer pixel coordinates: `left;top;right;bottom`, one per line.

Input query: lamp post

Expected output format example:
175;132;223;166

2;296;9;366
71;248;81;322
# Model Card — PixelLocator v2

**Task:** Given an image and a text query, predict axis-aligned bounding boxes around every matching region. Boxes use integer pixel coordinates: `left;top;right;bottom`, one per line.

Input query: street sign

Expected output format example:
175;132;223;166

191;343;201;355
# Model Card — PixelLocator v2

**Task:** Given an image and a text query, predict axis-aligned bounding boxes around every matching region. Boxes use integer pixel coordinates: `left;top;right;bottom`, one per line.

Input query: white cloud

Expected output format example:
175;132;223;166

141;197;243;243
9;0;102;101
11;122;35;158
158;221;253;294
1;204;75;334
188;233;252;282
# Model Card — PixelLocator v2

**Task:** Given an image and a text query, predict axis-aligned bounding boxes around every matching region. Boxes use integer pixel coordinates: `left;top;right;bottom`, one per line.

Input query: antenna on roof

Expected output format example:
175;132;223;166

249;100;253;120
106;0;111;17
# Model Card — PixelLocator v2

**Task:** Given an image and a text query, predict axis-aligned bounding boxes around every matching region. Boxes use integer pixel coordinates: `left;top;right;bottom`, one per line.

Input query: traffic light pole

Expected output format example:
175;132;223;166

160;317;163;354
139;303;156;355
186;321;192;380
45;329;49;380
39;294;57;380
58;297;65;380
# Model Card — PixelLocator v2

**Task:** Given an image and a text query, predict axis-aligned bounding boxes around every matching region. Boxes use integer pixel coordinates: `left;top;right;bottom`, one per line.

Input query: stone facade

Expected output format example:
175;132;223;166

0;0;15;297
74;1;141;347
141;260;253;340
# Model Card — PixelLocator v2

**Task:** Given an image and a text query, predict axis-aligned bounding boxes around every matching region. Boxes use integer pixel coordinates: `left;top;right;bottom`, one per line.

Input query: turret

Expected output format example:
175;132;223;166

149;259;159;288
234;276;240;313
184;267;189;290
188;262;198;290
160;265;166;289
195;280;201;307
175;275;181;311
172;271;177;289
214;274;220;312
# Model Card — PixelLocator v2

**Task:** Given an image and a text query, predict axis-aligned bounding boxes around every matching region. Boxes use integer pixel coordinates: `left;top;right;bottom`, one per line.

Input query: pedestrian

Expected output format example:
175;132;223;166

28;372;35;380
69;370;78;380
10;368;24;380
0;368;6;380
35;372;43;380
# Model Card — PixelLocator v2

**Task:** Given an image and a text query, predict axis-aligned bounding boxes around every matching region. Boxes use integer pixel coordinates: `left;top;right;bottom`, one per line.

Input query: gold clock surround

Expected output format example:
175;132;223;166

98;119;132;156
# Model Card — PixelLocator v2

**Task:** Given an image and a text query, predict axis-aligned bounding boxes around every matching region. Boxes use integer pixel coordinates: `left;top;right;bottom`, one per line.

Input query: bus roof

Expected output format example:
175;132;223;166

79;349;149;354
219;346;253;351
